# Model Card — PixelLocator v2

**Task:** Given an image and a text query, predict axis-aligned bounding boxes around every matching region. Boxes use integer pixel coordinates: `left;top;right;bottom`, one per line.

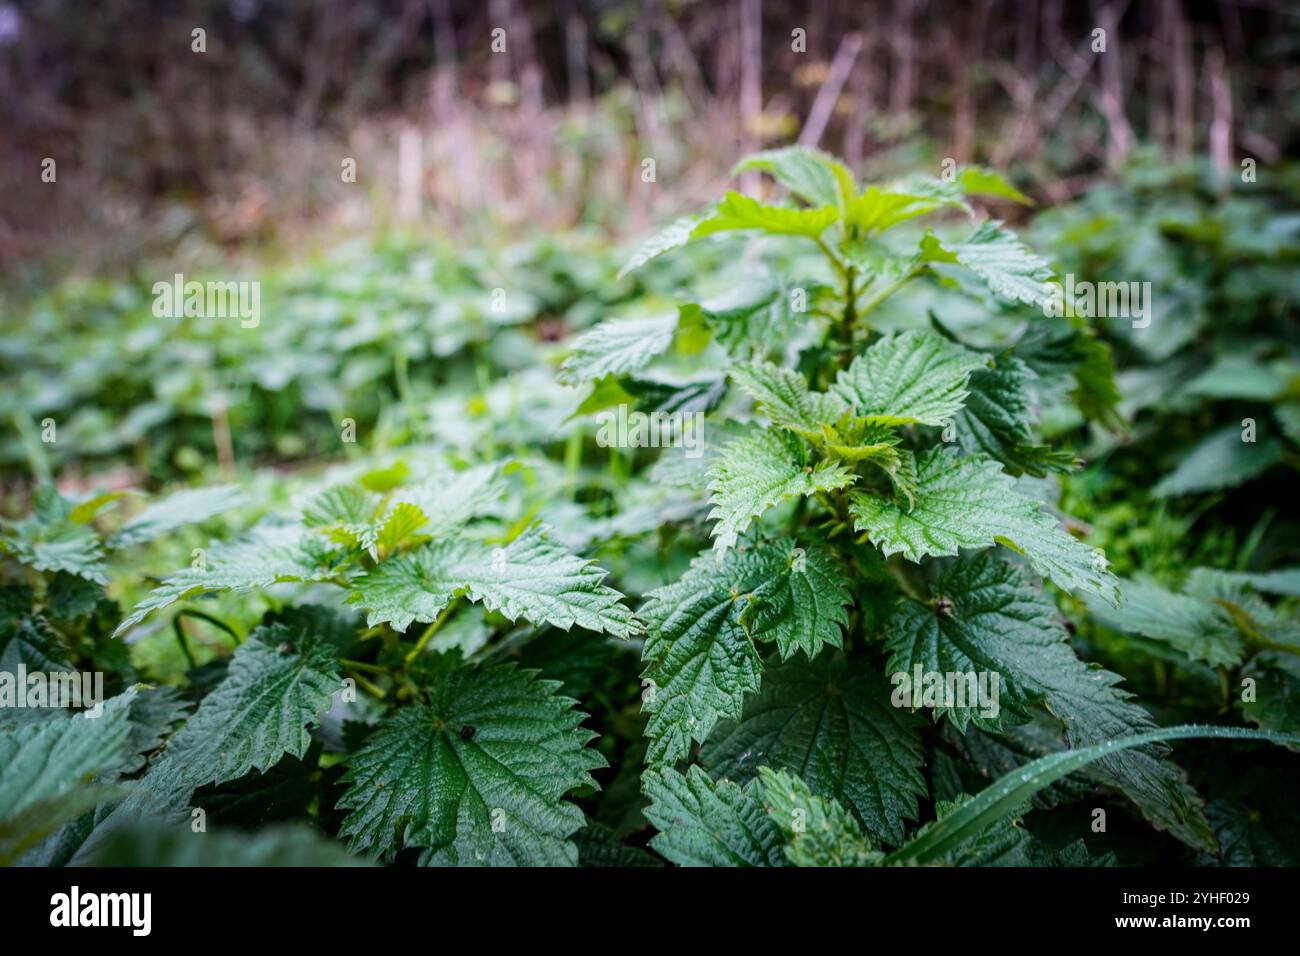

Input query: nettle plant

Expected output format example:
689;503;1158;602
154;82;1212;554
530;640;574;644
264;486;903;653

2;148;1294;868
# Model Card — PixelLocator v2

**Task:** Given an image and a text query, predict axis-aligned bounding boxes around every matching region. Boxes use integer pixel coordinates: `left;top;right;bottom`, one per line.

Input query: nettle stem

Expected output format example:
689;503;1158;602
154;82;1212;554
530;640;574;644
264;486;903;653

405;597;462;663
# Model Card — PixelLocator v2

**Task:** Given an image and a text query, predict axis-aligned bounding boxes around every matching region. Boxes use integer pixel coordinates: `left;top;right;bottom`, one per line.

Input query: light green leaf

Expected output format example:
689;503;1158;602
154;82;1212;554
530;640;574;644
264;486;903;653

844;182;968;233
849;448;1119;604
694;191;840;239
730;360;847;439
957;166;1033;205
732;146;856;208
113;523;342;636
920;220;1054;307
108;485;245;549
832;330;991;427
0;486;107;584
347;522;637;637
706;429;855;558
557;313;678;386
617;215;703;279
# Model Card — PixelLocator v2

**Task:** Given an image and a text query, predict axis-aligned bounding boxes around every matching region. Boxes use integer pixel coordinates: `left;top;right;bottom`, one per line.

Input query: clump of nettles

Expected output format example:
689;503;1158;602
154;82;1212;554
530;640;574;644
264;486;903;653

1;148;1295;868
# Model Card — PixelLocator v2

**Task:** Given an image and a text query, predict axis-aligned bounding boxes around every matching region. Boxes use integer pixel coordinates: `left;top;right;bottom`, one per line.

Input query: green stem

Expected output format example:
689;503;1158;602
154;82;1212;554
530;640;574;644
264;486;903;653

340;658;389;675
856;268;918;319
350;672;388;700
405;598;461;663
171;616;198;669
814;236;848;278
176;608;241;645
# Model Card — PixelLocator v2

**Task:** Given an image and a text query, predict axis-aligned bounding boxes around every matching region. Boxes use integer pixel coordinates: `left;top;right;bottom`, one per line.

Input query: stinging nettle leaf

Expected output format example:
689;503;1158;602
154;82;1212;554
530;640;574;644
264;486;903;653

849;447;1120;605
920;220;1054;307
832;330;991;428
640;541;844;765
113;523;342;637
732;146;856;209
347;522;638;637
703;653;927;846
760;766;882;867
338;659;605;865
706;429;855;558
642;765;786;867
557;313;679;386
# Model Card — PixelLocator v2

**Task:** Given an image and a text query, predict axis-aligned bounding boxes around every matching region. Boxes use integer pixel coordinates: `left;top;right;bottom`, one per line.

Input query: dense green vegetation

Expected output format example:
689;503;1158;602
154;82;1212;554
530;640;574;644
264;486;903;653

2;150;1297;867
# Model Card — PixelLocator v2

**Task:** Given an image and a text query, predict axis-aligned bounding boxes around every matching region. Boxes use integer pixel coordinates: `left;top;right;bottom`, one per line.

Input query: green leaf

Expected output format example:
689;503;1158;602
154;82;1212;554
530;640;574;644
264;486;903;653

1153;425;1282;497
886;725;1299;866
706;429;855;557
732;146;856;208
1208;567;1300;598
730;360;847;439
1085;577;1244;667
617;215;703;279
832;330;991;427
957;166;1033;205
642;765;785;867
759;767;882;866
693;191;840;238
952;357;1078;477
889;554;1214;849
147;623;340;789
702;653;926;845
1239;652;1300;744
108;485;245;549
113;523;342;636
302;484;380;547
682;274;827;355
0;689;134;824
574;822;664;867
849;447;1119;604
0;690;136;864
0;613;71;674
557;313;679;386
641;542;839;764
373;501;429;555
0;486;107;584
844;184;968;234
79;822;370;867
338;659;604;865
920;221;1054;307
347;522;637;637
738;543;851;660
388;464;505;539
